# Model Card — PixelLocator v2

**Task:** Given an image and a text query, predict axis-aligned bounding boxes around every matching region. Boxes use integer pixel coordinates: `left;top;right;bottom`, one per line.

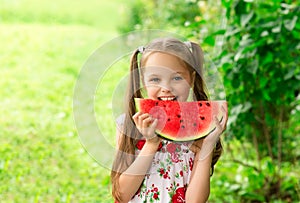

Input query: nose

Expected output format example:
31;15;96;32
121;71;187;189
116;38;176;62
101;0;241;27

160;82;172;93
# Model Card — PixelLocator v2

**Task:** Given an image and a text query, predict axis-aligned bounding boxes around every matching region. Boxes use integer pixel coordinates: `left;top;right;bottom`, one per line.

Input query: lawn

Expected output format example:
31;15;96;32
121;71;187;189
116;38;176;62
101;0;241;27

0;0;128;202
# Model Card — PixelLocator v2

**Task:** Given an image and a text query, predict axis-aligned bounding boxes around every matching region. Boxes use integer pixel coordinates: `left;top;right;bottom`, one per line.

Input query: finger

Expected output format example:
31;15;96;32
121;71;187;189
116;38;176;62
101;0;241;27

220;107;228;130
207;117;223;141
221;104;228;113
142;116;154;128
140;119;157;140
214;116;222;130
132;112;143;126
132;112;142;120
138;113;151;122
221;105;228;121
139;114;152;127
149;118;158;129
133;112;151;130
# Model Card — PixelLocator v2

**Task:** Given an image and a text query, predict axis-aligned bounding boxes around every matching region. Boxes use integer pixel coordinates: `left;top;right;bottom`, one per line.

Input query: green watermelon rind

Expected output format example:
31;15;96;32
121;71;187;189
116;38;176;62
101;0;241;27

134;98;227;142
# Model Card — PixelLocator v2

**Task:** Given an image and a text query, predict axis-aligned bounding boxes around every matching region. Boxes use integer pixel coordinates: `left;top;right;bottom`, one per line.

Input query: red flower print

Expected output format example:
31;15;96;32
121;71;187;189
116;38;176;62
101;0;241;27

180;170;183;177
171;152;180;163
153;192;159;199
158;167;170;179
167;143;179;153
136;140;162;151
136;139;146;150
189;157;194;171
172;187;186;203
157;142;163;151
163;171;169;179
176;187;185;196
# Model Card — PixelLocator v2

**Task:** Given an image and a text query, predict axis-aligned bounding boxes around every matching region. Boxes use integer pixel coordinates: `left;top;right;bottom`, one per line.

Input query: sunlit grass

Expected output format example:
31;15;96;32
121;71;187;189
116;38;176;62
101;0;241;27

0;0;127;202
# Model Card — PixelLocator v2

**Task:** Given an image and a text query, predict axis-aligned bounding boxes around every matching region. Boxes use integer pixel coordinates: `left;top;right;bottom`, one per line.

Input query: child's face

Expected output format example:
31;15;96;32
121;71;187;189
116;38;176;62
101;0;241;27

142;52;194;102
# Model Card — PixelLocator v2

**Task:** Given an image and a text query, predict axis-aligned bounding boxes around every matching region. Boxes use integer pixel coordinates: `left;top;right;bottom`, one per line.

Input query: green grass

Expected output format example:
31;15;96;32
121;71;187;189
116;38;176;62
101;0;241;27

0;0;129;202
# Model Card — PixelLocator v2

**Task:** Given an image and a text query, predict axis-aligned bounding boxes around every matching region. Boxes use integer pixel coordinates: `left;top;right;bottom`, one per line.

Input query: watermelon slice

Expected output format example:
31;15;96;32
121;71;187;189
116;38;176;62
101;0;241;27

135;98;227;141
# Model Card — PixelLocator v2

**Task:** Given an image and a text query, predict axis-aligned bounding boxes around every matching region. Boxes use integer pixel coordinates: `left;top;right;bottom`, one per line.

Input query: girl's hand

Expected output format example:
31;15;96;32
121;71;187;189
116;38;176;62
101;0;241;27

132;112;160;144
204;104;228;143
192;105;228;159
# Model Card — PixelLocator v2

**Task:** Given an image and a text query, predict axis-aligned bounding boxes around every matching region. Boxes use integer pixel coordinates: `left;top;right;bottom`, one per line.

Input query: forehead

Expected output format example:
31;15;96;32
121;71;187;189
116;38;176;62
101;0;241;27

142;52;189;75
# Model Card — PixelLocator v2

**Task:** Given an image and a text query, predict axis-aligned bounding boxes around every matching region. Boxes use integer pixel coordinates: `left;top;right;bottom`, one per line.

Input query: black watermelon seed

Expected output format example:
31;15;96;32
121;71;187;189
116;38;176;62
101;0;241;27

199;103;202;107
200;116;205;120
181;125;185;129
193;123;197;126
167;118;171;121
155;102;159;106
180;119;184;123
177;114;181;118
206;102;210;107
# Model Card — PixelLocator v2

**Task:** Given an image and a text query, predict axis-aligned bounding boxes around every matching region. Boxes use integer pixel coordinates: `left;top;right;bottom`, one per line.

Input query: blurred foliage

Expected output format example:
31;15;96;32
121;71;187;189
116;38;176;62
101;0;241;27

212;0;300;201
120;0;300;202
118;0;221;39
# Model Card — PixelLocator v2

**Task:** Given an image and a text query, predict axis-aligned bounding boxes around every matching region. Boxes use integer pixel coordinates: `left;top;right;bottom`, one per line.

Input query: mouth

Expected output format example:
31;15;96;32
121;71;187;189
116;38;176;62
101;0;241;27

158;96;177;101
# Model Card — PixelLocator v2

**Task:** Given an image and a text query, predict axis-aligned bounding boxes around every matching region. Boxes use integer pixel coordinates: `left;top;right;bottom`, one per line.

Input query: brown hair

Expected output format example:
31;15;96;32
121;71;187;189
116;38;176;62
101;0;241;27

110;38;222;202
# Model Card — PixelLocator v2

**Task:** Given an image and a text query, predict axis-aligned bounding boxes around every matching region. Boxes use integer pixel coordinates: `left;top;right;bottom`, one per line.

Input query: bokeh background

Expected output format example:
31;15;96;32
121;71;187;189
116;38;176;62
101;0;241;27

0;0;299;202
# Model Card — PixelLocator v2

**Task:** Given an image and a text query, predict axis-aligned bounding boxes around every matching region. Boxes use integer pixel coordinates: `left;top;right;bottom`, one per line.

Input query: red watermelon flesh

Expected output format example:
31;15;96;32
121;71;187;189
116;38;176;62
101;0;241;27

135;98;227;141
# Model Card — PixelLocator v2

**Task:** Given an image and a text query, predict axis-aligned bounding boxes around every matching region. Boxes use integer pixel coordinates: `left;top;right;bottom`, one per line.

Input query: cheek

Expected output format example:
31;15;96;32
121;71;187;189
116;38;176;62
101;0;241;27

144;85;158;96
174;83;191;100
174;82;191;91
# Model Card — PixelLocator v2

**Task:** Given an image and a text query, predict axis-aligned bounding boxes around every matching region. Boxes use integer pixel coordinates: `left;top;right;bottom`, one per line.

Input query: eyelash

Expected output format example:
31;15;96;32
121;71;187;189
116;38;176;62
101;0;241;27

149;78;160;82
148;76;183;83
173;76;183;81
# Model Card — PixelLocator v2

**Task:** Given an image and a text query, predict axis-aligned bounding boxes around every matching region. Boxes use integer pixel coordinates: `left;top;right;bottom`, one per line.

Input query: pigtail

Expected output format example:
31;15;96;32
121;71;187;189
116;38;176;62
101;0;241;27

189;42;208;101
111;48;144;202
126;48;143;116
190;42;204;76
211;138;223;176
190;42;223;176
130;48;143;98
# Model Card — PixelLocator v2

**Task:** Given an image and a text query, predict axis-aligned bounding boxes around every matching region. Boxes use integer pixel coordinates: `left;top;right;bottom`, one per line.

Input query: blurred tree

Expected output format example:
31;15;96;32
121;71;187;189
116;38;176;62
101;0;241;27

119;0;300;201
118;0;222;39
211;0;300;201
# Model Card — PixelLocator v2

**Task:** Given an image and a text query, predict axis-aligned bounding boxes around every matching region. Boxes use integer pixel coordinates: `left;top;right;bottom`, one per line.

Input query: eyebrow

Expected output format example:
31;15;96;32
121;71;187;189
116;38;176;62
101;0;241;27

174;71;189;76
145;73;160;77
145;72;188;77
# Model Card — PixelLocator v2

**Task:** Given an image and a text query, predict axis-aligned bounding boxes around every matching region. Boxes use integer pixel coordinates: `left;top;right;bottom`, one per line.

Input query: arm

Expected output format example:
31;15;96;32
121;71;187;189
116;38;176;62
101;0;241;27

185;149;213;203
118;139;160;202
186;106;228;203
117;113;161;203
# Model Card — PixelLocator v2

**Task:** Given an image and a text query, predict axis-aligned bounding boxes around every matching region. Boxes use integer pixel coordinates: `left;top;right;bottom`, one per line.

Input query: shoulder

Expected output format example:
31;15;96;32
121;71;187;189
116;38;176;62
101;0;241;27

116;113;125;124
115;114;126;148
116;113;126;128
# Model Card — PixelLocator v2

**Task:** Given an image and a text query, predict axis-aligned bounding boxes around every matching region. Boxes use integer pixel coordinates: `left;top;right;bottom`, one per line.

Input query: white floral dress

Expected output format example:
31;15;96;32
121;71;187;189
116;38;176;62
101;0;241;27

129;139;195;203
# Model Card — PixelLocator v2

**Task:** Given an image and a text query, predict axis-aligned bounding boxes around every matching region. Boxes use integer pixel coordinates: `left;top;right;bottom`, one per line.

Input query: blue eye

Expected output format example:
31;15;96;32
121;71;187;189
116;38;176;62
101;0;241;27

173;76;183;81
149;78;160;82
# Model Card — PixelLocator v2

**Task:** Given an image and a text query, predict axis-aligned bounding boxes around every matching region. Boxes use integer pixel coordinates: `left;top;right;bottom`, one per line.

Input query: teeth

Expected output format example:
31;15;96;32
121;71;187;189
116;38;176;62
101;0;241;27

160;97;176;101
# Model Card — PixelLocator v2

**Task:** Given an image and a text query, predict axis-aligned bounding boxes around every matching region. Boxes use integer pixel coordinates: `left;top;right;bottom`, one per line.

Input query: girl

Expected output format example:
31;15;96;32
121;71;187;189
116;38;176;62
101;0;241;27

111;38;227;203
